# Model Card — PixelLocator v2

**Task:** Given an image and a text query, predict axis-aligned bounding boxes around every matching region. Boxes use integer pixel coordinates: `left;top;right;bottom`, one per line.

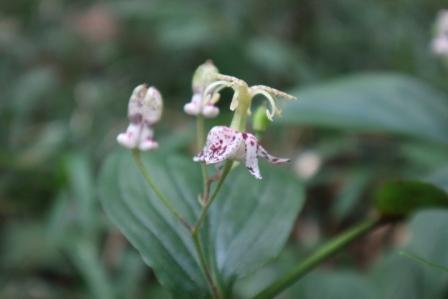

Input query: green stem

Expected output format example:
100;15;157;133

196;116;209;200
131;150;191;230
193;87;250;233
192;161;232;235
190;85;251;298
252;216;384;299
192;233;223;299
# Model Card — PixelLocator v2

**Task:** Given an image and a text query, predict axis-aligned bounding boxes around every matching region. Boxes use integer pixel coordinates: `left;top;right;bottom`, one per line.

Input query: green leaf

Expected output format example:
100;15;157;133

280;73;448;145
98;150;304;297
374;180;448;217
370;210;448;299
399;251;448;273
209;162;305;286
99;151;207;299
426;165;448;192
298;270;377;299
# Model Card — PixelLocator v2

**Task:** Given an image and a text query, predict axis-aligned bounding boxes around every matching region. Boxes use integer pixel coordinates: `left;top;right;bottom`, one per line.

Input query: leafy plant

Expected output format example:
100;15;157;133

96;62;448;299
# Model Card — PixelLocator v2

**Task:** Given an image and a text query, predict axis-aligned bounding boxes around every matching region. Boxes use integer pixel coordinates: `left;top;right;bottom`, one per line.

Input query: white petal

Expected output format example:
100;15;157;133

139;140;159;151
432;37;448;55
184;102;201;115
117;123;141;149
243;133;262;179
142;86;163;124
138;126;158;151
128;84;147;117
202;105;220;118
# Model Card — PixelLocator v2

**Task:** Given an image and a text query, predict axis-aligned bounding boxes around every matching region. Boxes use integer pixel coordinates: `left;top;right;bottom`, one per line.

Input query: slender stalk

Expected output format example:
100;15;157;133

192;161;232;235
192;233;223;299
194;116;225;298
190;84;251;298
194;84;251;232
131;150;191;230
252;216;384;299
196;115;209;199
192;85;251;233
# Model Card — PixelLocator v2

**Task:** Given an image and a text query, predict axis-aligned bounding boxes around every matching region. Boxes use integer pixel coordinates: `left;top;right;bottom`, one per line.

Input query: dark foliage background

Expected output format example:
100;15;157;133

1;0;448;298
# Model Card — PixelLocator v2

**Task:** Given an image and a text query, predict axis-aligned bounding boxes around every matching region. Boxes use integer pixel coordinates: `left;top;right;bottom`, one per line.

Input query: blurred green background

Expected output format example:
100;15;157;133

2;0;448;298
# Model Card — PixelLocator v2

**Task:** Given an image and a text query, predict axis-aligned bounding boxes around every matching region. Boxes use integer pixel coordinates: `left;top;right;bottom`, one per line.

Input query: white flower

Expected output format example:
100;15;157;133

117;84;163;151
184;93;220;118
432;10;448;57
194;126;289;179
184;60;220;118
432;36;448;56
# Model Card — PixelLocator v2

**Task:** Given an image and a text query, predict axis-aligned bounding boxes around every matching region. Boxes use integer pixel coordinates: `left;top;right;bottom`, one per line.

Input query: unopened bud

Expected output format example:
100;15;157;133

192;60;219;93
252;105;270;133
117;84;163;151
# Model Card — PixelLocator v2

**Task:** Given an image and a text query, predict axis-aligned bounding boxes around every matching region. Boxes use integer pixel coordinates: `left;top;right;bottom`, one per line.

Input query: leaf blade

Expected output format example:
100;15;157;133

280;73;448;144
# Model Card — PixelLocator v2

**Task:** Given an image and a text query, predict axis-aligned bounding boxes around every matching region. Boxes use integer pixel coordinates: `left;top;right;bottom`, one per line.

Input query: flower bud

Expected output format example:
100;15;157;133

252;105;270;133
432;10;448;57
184;60;221;118
117;84;163;151
192;60;219;94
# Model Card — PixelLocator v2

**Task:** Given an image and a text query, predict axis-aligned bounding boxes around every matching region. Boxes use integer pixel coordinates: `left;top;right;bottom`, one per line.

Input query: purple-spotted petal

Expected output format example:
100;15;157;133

194;126;243;164
195;126;289;179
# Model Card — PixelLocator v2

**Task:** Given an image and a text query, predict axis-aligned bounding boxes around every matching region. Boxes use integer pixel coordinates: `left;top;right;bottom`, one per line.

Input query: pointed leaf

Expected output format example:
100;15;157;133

98;150;305;297
280;73;448;145
99;151;208;299
210;165;305;283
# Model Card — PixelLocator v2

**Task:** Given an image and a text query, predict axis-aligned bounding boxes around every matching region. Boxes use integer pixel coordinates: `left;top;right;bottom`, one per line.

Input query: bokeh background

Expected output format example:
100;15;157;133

2;0;448;298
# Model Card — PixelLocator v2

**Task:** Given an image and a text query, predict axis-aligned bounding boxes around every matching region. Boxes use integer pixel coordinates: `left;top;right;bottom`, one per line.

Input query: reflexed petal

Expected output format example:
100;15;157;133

258;145;290;164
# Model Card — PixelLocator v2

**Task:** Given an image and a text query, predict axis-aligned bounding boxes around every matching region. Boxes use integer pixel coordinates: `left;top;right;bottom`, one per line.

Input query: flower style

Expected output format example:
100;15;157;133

194;126;289;179
202;74;296;122
432;10;448;57
184;60;221;118
117;84;163;151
